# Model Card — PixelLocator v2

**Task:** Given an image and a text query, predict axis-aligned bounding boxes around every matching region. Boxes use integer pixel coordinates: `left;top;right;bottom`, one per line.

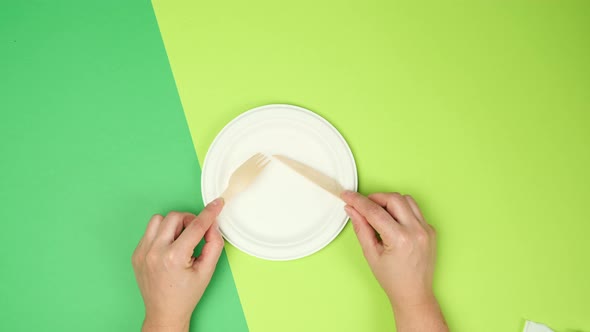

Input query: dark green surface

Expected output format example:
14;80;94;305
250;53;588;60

0;1;247;331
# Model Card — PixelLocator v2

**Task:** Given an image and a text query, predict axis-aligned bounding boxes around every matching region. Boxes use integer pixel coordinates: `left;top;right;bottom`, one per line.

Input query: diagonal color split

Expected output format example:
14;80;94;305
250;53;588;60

152;1;590;331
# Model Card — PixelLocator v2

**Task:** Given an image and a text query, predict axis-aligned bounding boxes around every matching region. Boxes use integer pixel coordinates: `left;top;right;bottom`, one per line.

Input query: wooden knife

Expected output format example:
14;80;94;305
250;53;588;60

273;155;344;199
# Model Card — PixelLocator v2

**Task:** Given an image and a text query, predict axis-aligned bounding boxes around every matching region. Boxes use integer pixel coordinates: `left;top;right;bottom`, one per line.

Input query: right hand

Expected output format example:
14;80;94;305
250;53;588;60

341;191;437;308
342;191;448;332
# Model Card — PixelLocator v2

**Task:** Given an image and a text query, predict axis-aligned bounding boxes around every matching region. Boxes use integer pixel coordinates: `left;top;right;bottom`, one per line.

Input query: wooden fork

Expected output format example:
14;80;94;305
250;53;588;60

221;153;271;201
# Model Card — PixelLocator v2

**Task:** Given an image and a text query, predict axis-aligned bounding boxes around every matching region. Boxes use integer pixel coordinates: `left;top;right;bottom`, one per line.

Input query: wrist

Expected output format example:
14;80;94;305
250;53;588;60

142;315;190;332
388;288;437;312
390;296;440;320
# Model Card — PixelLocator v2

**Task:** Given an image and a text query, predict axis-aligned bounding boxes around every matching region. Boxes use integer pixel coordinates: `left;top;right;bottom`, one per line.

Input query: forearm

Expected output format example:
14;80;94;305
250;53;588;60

391;297;449;332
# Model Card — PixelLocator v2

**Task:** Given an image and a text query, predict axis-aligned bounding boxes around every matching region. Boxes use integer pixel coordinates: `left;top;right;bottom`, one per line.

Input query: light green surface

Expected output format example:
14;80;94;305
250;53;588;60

0;1;247;331
153;1;590;331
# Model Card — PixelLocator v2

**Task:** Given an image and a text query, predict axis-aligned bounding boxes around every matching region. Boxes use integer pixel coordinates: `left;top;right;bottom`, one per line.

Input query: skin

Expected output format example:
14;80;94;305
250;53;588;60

132;192;448;332
341;191;449;332
132;198;225;332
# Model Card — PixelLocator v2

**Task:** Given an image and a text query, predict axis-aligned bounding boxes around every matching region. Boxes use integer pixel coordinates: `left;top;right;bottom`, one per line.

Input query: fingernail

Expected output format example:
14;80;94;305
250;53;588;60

344;205;353;217
341;190;355;198
210;197;224;206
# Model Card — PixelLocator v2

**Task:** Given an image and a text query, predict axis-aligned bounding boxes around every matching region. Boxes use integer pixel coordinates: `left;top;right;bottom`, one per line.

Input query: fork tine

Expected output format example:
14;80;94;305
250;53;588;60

254;153;265;163
241;153;264;172
255;159;271;174
242;153;263;168
222;153;270;202
255;155;270;166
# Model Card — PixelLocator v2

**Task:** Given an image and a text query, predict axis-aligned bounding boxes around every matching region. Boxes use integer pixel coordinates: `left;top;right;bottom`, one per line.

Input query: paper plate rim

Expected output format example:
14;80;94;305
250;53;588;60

201;103;358;260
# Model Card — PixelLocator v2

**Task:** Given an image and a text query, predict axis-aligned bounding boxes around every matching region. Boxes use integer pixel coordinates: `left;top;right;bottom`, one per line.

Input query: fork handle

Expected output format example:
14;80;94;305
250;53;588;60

220;188;235;202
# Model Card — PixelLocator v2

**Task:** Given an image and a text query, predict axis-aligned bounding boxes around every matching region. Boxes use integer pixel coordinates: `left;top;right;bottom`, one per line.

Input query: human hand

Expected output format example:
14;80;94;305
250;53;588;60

132;198;225;332
342;191;448;332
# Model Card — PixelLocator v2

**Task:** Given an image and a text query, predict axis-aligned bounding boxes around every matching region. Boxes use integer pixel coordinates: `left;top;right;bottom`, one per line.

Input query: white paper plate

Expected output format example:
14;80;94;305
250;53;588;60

201;104;357;260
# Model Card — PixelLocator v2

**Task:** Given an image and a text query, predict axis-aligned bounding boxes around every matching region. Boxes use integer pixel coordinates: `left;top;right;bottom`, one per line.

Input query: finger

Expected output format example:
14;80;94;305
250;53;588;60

133;214;163;259
344;205;379;258
140;214;163;246
174;198;224;253
341;191;400;242
154;212;195;247
404;195;426;224
368;192;419;226
193;223;224;277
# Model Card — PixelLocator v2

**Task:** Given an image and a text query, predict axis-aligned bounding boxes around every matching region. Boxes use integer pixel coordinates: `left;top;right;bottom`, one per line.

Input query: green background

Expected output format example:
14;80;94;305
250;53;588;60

0;1;246;331
2;0;590;331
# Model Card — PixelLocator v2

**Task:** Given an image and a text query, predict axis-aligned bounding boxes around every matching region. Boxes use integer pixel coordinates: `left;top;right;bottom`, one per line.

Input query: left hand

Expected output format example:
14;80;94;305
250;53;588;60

132;198;225;332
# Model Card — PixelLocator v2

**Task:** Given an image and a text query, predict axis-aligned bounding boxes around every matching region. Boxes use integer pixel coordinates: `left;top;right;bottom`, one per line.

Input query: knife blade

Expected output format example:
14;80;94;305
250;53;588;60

273;155;345;199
